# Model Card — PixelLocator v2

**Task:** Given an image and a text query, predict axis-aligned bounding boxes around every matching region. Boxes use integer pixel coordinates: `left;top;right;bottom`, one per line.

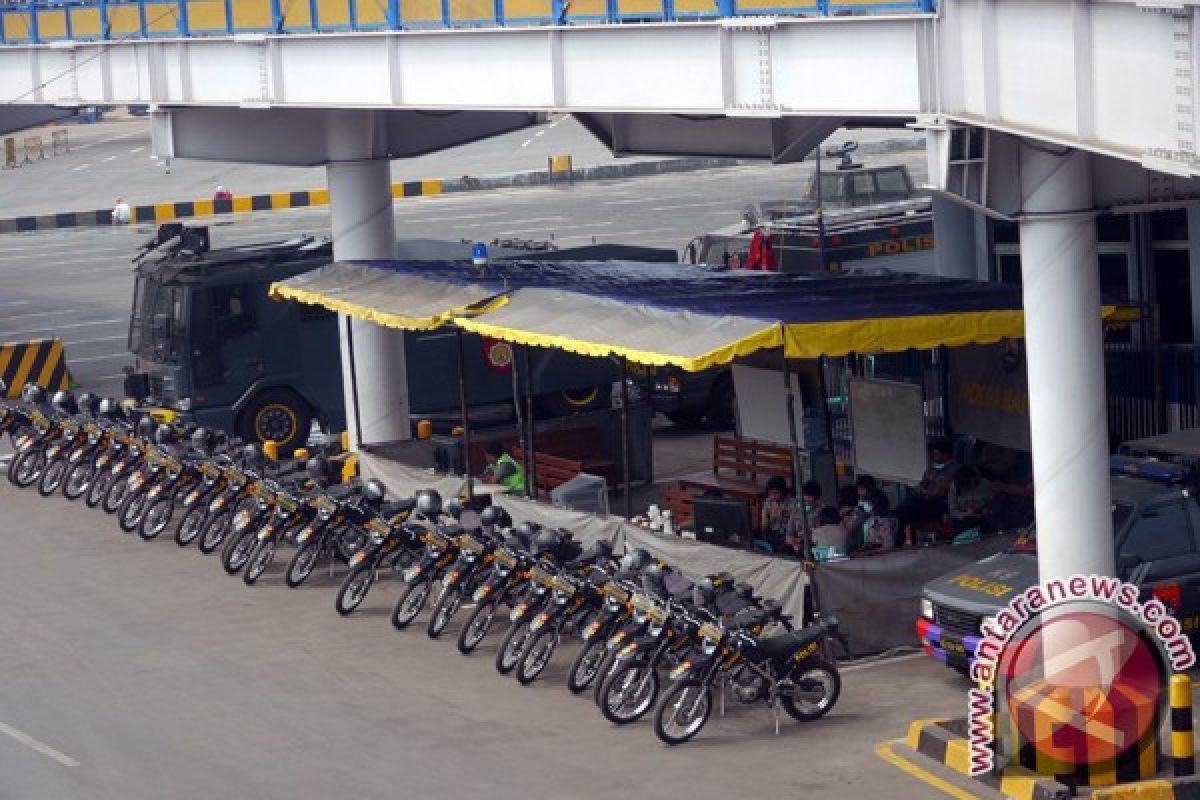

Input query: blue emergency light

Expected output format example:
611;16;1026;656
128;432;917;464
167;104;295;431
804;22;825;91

1109;454;1191;484
472;242;489;267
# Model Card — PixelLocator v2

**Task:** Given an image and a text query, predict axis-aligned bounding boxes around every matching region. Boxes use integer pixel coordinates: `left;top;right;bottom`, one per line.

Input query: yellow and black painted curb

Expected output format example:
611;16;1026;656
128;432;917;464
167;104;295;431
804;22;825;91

0;338;72;397
902;719;1070;800
0;180;443;234
1089;777;1200;799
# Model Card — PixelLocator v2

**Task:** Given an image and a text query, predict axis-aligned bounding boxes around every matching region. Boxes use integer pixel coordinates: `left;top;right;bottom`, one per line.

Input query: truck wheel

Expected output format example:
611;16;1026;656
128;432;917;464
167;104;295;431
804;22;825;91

238;389;311;456
537;385;610;418
705;375;735;430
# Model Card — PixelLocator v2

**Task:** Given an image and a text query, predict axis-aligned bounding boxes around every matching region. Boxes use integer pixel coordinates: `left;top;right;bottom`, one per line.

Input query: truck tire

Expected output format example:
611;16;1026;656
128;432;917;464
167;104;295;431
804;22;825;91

238;389;311;456
536;385;610;418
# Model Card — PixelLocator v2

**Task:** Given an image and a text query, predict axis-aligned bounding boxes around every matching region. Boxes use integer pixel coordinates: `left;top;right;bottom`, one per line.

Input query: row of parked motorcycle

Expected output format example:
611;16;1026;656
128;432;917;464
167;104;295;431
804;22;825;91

1;381;846;745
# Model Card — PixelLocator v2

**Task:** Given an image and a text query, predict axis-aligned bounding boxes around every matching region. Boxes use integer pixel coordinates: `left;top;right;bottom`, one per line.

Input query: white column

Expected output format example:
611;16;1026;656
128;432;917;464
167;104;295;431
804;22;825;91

328;158;410;448
1018;143;1114;580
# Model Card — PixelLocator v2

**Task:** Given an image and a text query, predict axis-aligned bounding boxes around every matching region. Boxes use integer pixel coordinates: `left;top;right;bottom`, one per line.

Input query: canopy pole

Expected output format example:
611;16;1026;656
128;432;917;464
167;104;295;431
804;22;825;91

619;357;632;519
510;342;531;498
343;315;364;449
523;346;538;498
454;329;474;503
817;356;837;472
780;341;811;559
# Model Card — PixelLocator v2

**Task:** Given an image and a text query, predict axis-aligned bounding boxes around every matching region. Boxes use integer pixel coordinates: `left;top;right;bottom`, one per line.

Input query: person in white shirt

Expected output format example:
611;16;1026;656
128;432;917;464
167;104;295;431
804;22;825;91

111;197;132;225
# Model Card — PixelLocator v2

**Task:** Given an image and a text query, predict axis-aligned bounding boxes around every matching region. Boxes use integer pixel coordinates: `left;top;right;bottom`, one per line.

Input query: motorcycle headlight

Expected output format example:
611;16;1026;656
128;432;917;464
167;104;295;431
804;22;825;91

648;621;664;637
633;609;648;624
318;508;332;520
495;566;511;577
371;532;385;546
701;639;718;656
174;398;193;411
427;547;442;559
553;588;571;603
88;433;99;445
921;598;934;620
462;551;478;563
604;597;621;613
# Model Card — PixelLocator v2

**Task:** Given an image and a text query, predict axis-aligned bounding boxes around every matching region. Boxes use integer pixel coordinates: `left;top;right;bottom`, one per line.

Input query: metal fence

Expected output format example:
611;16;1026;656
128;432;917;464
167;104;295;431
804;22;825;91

0;0;936;44
1106;343;1200;444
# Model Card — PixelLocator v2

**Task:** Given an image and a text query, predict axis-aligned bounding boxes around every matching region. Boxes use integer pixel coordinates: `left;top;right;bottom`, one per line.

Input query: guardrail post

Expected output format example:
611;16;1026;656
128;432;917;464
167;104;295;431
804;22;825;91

492;0;503;25
309;0;319;30
385;0;399;29
662;0;672;21
269;0;282;30
64;3;74;39
715;0;733;16
1171;674;1196;777
223;0;233;33
178;0;190;36
348;0;358;29
99;0;110;38
817;0;829;15
137;0;148;37
440;0;449;27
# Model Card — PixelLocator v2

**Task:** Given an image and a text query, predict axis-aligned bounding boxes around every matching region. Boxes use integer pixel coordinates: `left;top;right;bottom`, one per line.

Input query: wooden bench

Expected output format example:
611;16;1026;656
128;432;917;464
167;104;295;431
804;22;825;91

671;435;797;532
662;484;703;528
510;447;585;494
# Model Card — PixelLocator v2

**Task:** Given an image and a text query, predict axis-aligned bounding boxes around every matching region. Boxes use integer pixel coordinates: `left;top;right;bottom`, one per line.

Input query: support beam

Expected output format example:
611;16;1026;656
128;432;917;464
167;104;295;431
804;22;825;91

328;153;410;449
1017;142;1114;581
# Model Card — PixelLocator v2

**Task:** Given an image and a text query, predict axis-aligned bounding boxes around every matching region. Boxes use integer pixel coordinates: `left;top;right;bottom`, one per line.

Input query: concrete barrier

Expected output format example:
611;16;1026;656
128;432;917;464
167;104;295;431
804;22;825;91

0;338;72;397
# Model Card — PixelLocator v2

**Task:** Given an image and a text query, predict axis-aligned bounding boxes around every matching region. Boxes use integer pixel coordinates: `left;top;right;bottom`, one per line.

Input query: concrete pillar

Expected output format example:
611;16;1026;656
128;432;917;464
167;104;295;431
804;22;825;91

328;158;410;448
1018;143;1114;580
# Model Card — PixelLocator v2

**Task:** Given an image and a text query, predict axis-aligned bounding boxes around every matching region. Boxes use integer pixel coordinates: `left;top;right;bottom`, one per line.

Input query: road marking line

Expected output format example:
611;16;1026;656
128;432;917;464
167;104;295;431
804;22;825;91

1;310;77;322
875;739;981;800
0;301;30;308
601;198;653;205
129;147;145;154
64;334;127;346
102;155;118;163
0;318;125;337
68;353;129;364
648;201;732;211
0;721;80;768
841;652;928;673
64;265;134;275
71;164;91;171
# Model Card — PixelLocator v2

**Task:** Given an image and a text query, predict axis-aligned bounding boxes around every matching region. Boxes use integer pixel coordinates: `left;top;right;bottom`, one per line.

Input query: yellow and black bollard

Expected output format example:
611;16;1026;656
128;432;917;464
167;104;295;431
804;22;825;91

1171;673;1195;777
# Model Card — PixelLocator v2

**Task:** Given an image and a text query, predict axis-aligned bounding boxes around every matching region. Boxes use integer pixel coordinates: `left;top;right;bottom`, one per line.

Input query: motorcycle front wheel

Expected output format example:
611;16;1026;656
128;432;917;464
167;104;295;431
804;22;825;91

243;539;276;585
780;659;841;722
85;467;113;508
653;681;712;745
222;527;259;575
426;584;463;639
62;460;94;500
600;661;660;725
36;457;67;496
336;566;374;615
567;637;609;695
390;577;431;630
175;506;208;547
495;621;533;675
457;599;497;655
515;629;558;685
138;496;175;540
8;447;44;488
197;510;232;554
117;487;150;532
285;541;320;588
102;474;131;514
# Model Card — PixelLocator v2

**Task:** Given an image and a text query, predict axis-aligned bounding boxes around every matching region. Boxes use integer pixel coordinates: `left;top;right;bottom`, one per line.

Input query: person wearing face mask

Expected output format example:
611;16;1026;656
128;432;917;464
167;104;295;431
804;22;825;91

857;489;900;552
897;440;960;541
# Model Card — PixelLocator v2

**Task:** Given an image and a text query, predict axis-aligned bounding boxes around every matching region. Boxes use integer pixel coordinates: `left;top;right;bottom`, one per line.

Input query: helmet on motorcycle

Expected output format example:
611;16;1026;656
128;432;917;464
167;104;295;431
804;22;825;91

98;398;122;419
616;548;652;580
640;563;667;596
479;505;511;530
241;443;264;467
531;528;562;557
154;423;174;445
306;455;332;483
21;383;45;404
190;427;214;453
51;390;79;415
443;499;463;520
77;392;100;416
415;488;442;517
692;576;717;610
136;415;156;439
363;479;387;505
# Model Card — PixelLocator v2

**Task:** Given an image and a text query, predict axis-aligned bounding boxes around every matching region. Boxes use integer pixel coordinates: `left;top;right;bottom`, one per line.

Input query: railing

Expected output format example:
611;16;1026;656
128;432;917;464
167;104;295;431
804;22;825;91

0;0;935;43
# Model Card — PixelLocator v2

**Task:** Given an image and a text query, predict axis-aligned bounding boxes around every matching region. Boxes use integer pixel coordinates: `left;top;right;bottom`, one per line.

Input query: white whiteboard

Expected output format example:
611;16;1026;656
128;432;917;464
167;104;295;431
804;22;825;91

732;364;804;447
849;377;927;484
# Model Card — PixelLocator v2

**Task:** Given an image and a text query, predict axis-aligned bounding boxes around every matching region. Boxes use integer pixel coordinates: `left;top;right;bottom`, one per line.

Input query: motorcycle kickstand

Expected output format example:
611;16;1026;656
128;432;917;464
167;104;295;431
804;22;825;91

719;678;726;718
771;694;781;737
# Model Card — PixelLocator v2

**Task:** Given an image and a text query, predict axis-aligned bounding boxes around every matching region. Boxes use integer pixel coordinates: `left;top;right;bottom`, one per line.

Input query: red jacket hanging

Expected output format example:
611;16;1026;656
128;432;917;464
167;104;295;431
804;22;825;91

745;229;777;272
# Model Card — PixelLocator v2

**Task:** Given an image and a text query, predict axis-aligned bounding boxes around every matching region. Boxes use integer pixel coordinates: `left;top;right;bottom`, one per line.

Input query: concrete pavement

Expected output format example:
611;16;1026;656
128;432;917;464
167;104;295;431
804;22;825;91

0;481;970;800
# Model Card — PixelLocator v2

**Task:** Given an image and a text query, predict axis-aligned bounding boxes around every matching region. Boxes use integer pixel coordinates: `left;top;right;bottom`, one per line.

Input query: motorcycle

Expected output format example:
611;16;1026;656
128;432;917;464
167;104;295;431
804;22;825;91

652;616;844;745
425;527;502;638
455;530;534;656
515;551;613;686
387;522;463;625
334;504;421;614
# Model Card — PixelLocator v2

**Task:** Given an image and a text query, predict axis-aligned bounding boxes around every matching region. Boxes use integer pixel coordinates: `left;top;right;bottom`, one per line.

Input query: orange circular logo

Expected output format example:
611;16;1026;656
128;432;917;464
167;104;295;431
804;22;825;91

483;338;513;373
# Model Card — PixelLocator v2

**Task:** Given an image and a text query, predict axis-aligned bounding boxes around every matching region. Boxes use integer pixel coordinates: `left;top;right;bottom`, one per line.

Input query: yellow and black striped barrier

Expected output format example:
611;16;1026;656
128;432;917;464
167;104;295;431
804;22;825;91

0;338;72;397
1173;674;1196;778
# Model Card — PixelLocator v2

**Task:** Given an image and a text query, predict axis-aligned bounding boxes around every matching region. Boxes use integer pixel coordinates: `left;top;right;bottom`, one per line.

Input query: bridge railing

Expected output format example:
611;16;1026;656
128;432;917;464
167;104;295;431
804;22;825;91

0;0;934;43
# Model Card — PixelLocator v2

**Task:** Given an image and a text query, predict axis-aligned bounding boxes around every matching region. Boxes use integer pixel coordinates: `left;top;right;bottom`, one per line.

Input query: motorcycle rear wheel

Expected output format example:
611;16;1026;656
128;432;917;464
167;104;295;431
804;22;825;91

8;447;43;488
653;681;712;745
63;461;94;500
780;659;841;721
495;621;533;675
567;637;609;695
117;487;150;532
336;566;373;615
244;539;276;585
515;629;557;685
175;506;208;547
222;527;258;575
457;599;496;655
102;474;130;514
426;584;463;639
390;577;431;630
37;457;67;496
85;467;113;508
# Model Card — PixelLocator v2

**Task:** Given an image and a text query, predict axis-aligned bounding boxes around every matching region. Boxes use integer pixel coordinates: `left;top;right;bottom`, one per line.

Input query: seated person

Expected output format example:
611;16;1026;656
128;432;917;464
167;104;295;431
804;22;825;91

854;473;878;503
480;441;526;494
856;489;900;553
760;476;796;547
946;466;994;534
801;480;833;531
807;506;849;560
836;485;865;547
896;440;960;539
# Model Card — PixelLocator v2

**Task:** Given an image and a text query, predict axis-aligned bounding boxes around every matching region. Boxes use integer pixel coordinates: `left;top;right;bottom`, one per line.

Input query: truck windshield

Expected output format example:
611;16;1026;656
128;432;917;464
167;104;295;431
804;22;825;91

129;275;186;363
1011;503;1135;553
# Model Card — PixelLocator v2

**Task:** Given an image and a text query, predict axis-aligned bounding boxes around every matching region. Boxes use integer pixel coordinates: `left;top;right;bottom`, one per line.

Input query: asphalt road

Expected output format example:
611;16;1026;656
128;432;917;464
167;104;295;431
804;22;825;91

0;482;970;800
0;151;927;400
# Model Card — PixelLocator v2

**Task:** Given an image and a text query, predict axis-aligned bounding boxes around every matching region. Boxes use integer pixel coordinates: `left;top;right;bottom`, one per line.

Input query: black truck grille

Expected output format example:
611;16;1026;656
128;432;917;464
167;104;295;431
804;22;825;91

934;605;981;638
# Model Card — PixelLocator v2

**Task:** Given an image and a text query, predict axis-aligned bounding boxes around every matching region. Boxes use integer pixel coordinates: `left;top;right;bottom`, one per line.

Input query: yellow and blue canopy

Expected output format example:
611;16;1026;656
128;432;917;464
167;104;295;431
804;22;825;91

270;259;1135;371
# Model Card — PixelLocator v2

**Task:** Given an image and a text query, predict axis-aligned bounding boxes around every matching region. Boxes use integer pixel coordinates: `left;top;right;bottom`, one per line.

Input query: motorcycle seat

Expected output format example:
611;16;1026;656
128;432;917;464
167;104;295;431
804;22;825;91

381;497;415;516
747;627;825;663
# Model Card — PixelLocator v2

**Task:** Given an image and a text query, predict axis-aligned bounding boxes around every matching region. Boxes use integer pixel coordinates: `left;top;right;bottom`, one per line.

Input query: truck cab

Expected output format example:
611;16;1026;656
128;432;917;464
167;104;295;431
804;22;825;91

918;454;1200;674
